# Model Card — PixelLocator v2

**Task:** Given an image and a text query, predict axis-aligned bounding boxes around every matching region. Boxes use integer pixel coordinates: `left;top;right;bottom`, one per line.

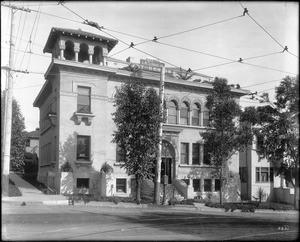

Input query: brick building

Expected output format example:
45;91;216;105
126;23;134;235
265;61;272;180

33;27;248;201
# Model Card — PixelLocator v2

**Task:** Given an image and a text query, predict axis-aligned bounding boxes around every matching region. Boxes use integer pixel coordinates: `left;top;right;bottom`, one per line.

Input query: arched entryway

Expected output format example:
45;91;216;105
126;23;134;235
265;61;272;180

161;140;175;184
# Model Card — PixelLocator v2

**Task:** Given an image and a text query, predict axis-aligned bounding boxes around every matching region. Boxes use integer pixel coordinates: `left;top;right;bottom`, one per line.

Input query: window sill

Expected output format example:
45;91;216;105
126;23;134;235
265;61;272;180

74;112;95;126
75;160;92;168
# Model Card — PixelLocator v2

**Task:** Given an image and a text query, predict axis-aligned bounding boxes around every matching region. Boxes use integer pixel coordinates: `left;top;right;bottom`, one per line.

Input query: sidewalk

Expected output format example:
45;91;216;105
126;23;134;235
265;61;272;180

2;172;68;205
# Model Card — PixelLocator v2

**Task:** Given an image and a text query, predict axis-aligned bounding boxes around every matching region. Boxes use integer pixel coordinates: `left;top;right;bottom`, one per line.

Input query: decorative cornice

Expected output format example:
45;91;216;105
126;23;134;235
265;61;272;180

60;91;77;97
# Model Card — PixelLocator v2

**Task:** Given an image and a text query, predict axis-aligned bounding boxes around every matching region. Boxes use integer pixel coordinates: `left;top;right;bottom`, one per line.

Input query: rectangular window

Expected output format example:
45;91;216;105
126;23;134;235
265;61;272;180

77;178;89;189
77;86;91;113
77;135;90;161
203;143;211;165
182;179;190;186
180;143;189;164
204;179;212;192
116;179;127;193
180;108;188;125
193;179;201;192
214;179;221;191
192;143;200;165
256;136;264;151
256;167;274;182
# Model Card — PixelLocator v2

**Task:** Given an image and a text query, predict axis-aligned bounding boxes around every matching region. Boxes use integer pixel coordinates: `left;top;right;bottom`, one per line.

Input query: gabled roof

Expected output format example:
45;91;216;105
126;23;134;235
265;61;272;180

43;27;118;53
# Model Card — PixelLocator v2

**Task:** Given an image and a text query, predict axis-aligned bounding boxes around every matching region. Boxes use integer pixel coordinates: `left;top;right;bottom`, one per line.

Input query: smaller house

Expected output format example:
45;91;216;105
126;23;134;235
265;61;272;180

25;128;40;157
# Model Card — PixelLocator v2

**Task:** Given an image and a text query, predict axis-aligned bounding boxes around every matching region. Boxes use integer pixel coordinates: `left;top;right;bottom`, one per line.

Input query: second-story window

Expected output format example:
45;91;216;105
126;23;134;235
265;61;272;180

192;143;200;165
77;135;90;161
77;86;91;113
168;100;177;124
180;102;189;125
192;103;200;126
203;143;211;165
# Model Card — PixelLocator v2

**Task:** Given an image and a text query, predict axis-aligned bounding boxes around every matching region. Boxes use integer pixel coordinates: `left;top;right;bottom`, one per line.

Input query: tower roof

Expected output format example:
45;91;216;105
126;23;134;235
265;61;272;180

43;27;118;53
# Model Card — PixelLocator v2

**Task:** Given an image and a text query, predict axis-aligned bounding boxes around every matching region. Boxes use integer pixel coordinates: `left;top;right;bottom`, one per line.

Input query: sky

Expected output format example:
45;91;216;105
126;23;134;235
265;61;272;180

1;1;299;131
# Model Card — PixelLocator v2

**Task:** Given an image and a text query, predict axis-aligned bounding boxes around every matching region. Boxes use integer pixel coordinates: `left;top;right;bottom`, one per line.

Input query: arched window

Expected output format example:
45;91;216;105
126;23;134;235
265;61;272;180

64;40;75;60
167;100;177;124
78;43;89;63
93;46;103;64
180;102;189;125
192;103;201;126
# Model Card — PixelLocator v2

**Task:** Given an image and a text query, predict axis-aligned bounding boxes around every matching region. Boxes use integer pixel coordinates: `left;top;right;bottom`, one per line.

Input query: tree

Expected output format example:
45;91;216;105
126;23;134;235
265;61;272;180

1;91;27;173
201;78;253;205
112;80;161;203
243;76;299;209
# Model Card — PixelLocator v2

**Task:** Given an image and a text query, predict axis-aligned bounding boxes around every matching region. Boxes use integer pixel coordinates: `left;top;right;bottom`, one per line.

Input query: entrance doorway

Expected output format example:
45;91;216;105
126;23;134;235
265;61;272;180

161;158;172;184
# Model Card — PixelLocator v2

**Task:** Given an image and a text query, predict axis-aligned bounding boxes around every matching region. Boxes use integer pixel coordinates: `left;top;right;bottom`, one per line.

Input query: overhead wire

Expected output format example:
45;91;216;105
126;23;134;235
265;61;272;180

239;2;298;59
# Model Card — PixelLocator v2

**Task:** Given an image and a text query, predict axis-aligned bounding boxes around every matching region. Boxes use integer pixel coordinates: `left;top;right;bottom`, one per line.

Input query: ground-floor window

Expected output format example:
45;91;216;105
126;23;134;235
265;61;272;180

77;178;89;189
256;167;274;182
214;179;220;191
116;178;127;193
193;179;201;192
204;179;212;192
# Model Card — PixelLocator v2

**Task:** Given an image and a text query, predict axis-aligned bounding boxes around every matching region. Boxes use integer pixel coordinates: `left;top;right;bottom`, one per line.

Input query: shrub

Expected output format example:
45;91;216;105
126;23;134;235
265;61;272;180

61;161;73;172
9;179;22;197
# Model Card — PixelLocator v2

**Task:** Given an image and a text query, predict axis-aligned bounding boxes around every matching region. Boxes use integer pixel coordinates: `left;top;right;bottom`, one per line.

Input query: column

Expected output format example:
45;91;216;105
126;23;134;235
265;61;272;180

188;142;192;165
188;108;192;125
176;108;180;124
88;45;94;63
200;111;203;126
58;40;65;60
212;179;215;192
199;143;203;165
102;48;108;65
74;43;80;62
200;178;204;193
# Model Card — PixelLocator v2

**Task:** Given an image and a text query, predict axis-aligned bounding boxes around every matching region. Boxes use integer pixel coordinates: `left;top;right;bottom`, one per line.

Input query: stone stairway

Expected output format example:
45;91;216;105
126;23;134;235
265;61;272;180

160;184;185;203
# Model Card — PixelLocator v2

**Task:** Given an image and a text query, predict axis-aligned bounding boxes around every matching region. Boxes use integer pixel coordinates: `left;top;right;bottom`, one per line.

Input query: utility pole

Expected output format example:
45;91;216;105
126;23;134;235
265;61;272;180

1;3;30;196
154;66;165;204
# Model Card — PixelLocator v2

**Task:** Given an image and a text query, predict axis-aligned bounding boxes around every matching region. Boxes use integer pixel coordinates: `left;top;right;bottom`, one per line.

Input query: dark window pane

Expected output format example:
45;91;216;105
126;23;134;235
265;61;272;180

77;178;89;188
270;167;274;182
193;179;200;192
203;143;211;165
77;136;90;161
192;104;200;126
192;143;200;165
215;179;220;191
204;179;212;192
116;179;126;193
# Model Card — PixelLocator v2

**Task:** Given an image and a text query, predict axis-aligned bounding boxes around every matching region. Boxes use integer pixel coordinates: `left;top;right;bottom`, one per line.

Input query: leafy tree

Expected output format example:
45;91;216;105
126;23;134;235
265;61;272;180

201;77;253;205
242;76;299;209
1;91;27;173
112;81;161;203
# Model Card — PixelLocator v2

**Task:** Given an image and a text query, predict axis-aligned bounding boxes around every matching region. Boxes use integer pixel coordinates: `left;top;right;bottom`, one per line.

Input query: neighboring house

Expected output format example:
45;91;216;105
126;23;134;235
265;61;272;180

25;128;40;157
239;97;294;205
33;27;248;201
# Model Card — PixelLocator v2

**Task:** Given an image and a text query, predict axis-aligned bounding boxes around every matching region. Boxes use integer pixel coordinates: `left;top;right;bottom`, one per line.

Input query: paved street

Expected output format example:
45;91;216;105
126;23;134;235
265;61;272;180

2;203;299;241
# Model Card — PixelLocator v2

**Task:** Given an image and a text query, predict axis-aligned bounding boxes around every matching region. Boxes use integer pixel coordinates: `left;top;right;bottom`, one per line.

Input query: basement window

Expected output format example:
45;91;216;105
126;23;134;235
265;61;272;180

77;178;89;189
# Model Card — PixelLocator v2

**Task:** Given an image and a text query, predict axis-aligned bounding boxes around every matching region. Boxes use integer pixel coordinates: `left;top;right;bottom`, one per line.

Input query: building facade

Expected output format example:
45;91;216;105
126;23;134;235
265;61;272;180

34;27;248;201
25;128;40;157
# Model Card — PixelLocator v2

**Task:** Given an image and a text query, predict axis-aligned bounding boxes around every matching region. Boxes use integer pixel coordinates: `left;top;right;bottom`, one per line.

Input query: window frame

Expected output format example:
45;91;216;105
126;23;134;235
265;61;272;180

255;167;274;183
77;86;91;113
192;143;200;165
167;100;178;124
192;103;200;126
116;178;127;193
76;135;91;161
180;102;189;125
180;142;189;164
193;179;201;192
204;179;212;192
